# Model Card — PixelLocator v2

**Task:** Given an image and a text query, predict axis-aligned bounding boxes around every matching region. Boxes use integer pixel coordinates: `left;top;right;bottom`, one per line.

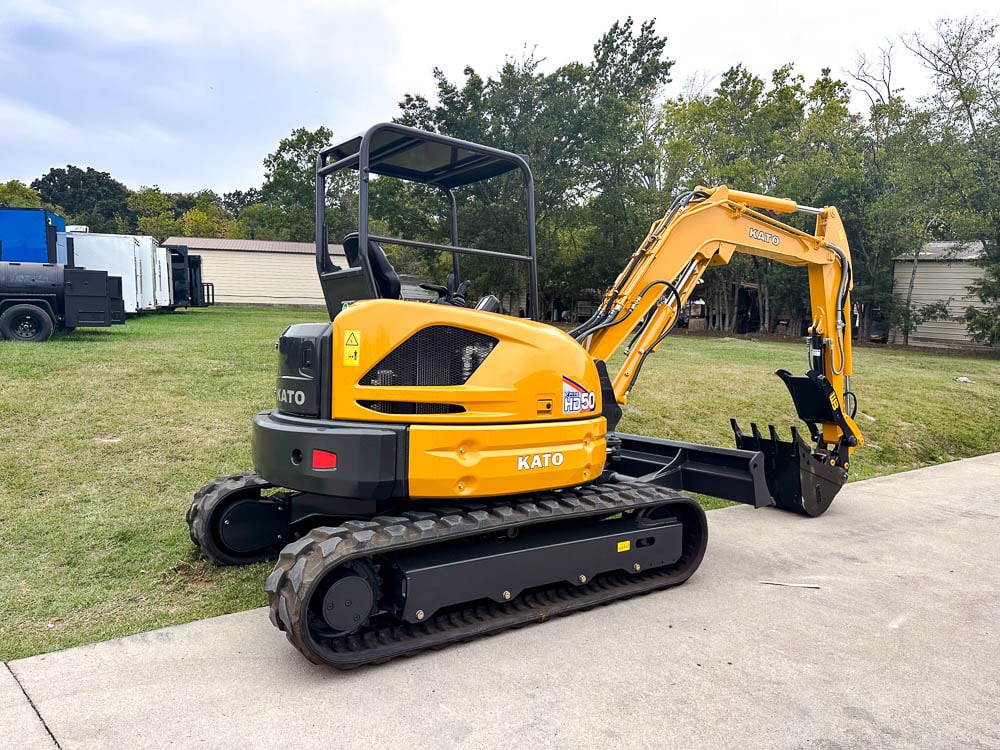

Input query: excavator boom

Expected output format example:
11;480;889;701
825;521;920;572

577;185;862;452
569;186;864;520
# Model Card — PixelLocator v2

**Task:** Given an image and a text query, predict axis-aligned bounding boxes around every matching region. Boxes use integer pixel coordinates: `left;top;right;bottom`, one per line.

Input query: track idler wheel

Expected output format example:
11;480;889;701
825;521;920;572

314;562;379;637
187;472;290;565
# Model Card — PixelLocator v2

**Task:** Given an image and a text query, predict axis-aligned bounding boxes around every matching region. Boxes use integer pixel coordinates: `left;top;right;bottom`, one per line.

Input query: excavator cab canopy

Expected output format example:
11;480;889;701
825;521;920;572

325;128;522;187
314;122;540;320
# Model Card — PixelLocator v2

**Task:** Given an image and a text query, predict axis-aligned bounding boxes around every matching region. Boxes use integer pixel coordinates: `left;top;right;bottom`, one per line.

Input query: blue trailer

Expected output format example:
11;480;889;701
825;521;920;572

0;208;70;264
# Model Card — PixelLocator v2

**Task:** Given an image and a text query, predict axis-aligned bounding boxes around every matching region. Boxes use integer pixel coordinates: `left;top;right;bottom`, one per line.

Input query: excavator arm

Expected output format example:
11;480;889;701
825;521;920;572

576;186;863;515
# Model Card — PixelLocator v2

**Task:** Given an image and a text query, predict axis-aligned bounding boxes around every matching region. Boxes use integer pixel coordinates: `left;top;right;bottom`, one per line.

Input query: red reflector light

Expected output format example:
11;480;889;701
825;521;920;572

312;449;337;470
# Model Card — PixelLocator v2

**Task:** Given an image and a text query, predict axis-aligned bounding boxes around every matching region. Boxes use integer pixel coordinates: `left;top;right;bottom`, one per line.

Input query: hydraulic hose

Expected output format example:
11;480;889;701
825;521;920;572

826;242;851;376
580;280;679;341
624;280;683;396
573;190;703;343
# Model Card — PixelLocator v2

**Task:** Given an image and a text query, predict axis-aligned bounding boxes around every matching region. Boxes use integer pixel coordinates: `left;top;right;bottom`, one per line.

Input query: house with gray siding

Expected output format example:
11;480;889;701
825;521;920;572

891;241;986;347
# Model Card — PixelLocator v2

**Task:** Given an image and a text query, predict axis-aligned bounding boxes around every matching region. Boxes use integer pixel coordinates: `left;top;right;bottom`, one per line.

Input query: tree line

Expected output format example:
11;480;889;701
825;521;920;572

1;16;997;345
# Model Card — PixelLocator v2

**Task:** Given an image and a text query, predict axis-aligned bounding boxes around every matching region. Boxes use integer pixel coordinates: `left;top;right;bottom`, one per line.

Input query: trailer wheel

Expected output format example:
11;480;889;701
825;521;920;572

0;304;54;342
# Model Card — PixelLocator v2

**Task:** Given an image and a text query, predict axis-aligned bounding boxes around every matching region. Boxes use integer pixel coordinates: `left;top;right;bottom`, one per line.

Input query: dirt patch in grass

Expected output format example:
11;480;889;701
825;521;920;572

161;562;218;591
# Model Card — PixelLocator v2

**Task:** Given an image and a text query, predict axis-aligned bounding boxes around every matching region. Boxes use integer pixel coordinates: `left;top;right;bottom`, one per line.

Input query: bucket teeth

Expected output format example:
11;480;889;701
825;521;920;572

730;418;844;517
731;420;794;455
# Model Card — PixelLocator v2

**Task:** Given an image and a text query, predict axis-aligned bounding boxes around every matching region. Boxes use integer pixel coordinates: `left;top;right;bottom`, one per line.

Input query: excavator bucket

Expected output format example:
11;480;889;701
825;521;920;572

730;420;847;517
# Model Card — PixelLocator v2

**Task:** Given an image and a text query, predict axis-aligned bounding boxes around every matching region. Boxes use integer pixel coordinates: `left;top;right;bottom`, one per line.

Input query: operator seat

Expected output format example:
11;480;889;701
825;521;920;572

475;294;502;313
342;233;401;299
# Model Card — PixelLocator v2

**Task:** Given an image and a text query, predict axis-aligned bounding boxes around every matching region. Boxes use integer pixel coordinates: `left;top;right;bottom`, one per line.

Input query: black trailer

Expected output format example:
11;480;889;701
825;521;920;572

163;245;215;309
0;261;125;342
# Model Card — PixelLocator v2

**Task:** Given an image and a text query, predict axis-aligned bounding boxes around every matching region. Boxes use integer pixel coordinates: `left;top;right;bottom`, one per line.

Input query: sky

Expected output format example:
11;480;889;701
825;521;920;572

1;0;996;195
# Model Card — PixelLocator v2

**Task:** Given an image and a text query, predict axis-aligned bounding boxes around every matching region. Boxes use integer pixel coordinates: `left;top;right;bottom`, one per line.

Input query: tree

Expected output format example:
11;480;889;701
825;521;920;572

656;64;819;331
182;206;231;238
127;186;181;241
31;166;130;232
260;126;334;242
847;46;952;344
576;19;675;301
223;188;263;218
231;203;271;239
399;53;594;306
965;272;1000;344
390;18;679;315
0;180;42;208
176;191;234;238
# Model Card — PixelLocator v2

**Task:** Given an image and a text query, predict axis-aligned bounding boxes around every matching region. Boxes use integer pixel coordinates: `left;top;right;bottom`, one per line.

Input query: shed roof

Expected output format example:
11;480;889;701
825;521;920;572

894;241;985;262
164;236;345;257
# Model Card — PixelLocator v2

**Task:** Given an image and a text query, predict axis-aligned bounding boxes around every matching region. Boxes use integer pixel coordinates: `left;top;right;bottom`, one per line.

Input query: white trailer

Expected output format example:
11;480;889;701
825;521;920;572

154;245;173;309
68;232;160;313
132;235;158;311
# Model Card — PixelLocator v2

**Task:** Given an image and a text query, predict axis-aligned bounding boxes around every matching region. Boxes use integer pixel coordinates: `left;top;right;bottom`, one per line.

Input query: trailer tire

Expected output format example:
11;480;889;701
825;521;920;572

0;304;54;342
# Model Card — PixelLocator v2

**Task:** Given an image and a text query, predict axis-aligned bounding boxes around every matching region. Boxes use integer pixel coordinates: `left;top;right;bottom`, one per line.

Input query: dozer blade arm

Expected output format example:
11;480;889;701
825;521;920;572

609;427;847;517
610;433;772;507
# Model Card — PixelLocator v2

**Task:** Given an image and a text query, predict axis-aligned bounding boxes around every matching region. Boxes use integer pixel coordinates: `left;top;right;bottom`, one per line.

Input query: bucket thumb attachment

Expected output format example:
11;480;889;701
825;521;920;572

731;420;847;517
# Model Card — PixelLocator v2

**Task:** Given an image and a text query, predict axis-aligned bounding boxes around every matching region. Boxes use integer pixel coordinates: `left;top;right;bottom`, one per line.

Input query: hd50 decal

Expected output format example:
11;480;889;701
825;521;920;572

562;375;596;414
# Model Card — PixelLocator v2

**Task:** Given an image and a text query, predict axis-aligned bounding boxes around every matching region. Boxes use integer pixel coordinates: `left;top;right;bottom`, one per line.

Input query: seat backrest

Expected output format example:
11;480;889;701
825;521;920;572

475;294;502;313
342;233;401;299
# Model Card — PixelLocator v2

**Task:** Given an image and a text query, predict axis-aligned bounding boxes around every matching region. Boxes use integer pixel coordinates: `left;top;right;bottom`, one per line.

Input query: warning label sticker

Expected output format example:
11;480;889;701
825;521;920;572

562;375;596;414
343;330;361;367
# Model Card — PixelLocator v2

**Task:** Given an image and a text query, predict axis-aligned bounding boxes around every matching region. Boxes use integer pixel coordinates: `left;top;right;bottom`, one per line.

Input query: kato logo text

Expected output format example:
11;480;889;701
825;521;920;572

749;227;780;246
517;452;565;471
277;388;306;406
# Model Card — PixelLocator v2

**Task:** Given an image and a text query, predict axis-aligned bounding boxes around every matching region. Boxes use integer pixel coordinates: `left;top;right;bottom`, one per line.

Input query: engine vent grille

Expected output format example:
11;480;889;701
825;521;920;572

358;401;466;415
360;325;498;387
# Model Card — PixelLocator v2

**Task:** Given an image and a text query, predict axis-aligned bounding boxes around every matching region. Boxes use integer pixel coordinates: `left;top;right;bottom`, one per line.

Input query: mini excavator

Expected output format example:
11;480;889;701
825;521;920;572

188;123;863;666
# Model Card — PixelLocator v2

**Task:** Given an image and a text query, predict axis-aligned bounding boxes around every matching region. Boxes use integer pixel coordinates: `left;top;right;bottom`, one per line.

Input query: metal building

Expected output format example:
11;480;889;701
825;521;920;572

162;237;439;307
162;237;346;306
892;241;986;347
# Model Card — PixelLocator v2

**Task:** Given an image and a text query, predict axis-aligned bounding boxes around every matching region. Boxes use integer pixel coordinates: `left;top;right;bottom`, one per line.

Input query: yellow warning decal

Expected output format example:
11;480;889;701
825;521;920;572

343;330;361;367
617;540;631;553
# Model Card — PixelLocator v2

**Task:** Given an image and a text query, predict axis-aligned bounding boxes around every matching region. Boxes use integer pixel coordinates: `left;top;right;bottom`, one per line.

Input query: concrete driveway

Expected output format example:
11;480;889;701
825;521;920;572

4;454;999;750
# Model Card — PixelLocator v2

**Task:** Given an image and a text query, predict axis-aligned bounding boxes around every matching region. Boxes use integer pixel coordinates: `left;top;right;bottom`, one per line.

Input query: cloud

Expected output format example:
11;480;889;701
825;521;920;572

0;95;77;144
1;0;996;194
0;0;406;190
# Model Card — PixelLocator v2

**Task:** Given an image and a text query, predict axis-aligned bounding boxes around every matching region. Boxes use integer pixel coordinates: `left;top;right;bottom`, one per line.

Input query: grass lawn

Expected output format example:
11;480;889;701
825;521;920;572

1;306;998;660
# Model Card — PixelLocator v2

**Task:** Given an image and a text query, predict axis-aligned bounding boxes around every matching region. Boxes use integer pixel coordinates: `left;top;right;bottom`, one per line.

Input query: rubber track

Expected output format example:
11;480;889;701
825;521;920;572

187;471;275;565
266;481;708;667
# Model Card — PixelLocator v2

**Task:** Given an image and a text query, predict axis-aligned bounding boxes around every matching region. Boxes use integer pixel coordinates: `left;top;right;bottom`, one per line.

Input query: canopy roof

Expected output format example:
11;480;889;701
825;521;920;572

325;124;522;189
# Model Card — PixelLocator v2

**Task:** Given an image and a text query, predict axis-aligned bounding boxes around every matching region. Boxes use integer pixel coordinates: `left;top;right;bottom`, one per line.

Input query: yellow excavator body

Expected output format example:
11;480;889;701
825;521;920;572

330;299;608;497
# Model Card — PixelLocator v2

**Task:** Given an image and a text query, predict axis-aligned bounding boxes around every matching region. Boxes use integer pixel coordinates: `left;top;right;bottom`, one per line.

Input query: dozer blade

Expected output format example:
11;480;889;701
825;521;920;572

731;420;847;517
612;433;772;507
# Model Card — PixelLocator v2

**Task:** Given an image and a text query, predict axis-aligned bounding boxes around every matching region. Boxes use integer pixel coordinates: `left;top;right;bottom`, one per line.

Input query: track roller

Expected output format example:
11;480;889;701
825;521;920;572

187;471;291;565
315;562;380;637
